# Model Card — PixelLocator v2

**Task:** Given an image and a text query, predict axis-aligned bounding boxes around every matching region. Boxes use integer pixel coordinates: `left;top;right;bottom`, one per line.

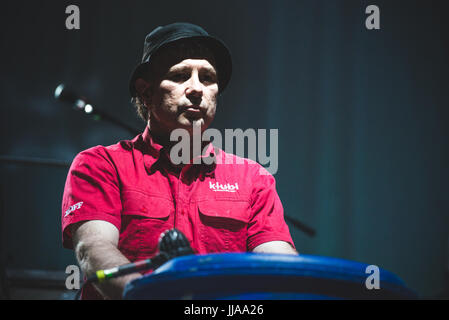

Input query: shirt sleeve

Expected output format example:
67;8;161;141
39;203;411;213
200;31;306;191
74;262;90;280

61;147;122;249
246;166;296;252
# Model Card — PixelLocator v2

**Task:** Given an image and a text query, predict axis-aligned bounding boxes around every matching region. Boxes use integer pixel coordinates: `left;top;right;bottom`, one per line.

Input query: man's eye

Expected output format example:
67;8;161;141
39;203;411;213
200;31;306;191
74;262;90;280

201;74;217;84
169;73;189;82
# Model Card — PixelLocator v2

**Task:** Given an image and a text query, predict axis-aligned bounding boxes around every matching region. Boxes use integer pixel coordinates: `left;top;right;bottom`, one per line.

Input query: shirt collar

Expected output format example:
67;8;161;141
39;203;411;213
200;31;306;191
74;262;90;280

139;126;217;176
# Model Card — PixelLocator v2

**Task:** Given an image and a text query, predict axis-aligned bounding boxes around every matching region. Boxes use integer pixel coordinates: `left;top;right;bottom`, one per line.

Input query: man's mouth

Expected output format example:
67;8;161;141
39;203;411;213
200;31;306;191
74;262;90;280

183;105;202;113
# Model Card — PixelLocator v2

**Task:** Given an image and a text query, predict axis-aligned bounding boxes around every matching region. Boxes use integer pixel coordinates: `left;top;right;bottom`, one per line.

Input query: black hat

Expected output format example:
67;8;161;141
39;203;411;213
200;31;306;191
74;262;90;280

129;22;232;97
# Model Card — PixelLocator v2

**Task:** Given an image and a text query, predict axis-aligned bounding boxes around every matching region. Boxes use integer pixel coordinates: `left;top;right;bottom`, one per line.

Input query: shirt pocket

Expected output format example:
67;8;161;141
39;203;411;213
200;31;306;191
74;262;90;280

197;200;250;253
119;190;174;260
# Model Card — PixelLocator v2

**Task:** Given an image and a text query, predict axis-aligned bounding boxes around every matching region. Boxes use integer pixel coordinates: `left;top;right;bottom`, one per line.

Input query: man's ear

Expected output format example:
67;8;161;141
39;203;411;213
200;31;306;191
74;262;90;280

135;78;152;103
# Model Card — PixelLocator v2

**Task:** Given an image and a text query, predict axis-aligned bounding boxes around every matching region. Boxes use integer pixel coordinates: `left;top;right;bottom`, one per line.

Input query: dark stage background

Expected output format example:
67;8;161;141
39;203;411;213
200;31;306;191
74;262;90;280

0;0;448;299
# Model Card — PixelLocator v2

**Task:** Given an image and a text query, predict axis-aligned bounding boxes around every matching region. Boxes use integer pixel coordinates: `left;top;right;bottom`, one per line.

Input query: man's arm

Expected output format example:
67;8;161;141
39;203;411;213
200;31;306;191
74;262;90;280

72;220;142;299
252;241;298;255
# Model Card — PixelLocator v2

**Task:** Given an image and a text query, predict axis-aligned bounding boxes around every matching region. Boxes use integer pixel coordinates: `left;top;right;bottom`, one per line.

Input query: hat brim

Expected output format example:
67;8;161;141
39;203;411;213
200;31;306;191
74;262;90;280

129;35;232;97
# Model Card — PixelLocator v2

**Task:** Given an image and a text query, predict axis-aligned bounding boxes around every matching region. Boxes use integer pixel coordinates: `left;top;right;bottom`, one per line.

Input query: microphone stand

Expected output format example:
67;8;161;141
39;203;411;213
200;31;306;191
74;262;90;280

0;155;71;168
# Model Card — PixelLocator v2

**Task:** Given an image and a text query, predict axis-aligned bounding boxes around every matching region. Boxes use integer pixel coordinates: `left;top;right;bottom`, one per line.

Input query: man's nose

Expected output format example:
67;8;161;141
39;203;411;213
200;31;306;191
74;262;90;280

185;73;203;98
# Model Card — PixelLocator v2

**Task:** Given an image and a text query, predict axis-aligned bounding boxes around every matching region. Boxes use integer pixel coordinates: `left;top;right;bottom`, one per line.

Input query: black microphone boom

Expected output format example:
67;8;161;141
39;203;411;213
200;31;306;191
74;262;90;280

284;215;316;238
54;84;140;136
87;253;169;284
86;228;193;284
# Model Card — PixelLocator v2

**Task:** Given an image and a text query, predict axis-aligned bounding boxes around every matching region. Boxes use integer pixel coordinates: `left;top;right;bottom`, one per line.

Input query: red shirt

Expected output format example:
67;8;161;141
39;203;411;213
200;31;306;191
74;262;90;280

61;127;294;299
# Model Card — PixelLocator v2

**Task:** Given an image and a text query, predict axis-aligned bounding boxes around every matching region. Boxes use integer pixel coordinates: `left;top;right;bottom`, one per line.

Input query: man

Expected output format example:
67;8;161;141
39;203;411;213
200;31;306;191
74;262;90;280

61;22;297;300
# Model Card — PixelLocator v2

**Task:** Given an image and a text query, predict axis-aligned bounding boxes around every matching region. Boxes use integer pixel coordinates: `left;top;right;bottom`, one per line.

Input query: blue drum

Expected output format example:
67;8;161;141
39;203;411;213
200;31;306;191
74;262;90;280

123;253;417;299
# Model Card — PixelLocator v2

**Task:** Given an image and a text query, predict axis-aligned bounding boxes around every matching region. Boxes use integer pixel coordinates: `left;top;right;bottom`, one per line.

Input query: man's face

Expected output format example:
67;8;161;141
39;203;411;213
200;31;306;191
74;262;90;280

144;57;219;136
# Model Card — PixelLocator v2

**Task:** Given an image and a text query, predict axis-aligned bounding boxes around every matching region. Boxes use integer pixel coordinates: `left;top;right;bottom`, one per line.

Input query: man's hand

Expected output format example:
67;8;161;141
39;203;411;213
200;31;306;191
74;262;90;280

252;241;298;255
72;220;142;299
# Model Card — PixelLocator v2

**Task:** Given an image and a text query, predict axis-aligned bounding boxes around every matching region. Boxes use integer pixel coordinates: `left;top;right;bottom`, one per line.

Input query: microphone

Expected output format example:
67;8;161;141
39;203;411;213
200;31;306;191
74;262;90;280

86;228;194;284
54;83;140;135
158;228;195;259
54;84;94;115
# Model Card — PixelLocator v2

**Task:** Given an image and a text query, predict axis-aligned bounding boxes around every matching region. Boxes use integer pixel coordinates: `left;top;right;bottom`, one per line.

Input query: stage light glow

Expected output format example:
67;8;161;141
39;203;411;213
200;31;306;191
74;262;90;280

84;104;93;114
54;84;64;99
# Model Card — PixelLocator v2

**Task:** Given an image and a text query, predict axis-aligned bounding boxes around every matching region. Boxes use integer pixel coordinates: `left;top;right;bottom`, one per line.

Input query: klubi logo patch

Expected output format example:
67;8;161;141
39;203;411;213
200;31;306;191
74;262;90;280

209;181;239;193
64;201;83;217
